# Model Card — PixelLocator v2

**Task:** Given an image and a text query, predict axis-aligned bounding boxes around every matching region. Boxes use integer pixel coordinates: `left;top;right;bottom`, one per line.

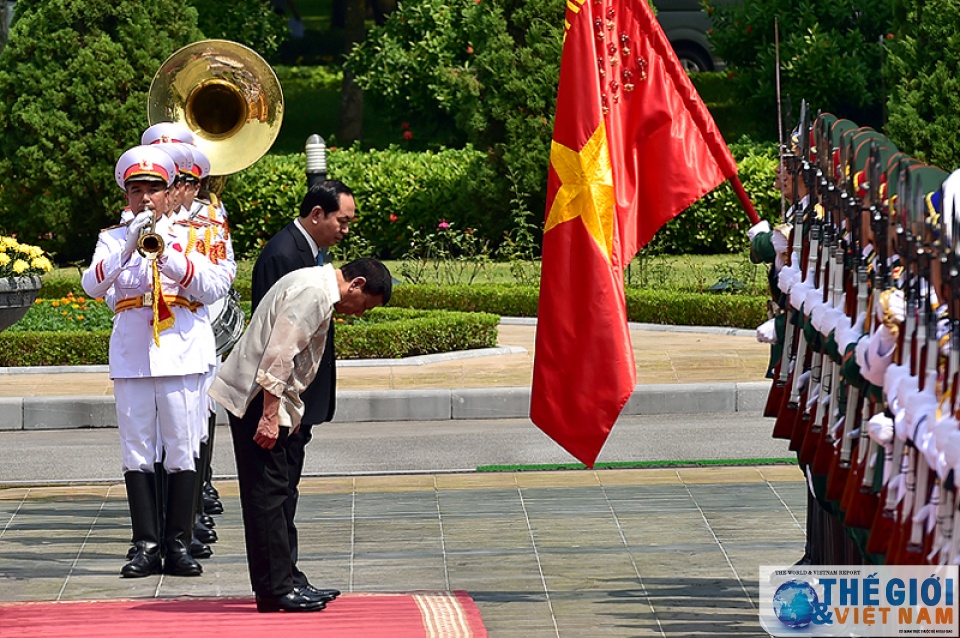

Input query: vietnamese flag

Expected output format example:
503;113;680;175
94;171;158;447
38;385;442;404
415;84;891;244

530;0;741;466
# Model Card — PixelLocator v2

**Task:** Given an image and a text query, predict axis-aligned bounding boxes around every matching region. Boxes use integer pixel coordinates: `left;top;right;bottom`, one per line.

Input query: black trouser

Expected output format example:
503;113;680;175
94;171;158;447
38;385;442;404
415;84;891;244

229;391;294;597
284;422;314;587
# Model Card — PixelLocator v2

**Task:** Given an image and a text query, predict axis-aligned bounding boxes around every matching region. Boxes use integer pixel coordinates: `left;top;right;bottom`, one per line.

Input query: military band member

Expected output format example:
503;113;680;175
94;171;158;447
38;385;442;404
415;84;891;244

81;145;233;578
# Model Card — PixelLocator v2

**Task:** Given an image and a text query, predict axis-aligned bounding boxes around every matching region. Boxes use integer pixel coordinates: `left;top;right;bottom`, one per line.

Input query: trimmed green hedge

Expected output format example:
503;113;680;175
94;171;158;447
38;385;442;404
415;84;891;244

31;278;768;333
0;307;499;366
0;330;112;366
391;284;767;329
336;308;500;359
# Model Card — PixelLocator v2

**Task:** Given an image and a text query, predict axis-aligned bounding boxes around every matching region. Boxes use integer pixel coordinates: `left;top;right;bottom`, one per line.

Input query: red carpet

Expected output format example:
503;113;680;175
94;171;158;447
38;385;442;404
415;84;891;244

0;591;487;638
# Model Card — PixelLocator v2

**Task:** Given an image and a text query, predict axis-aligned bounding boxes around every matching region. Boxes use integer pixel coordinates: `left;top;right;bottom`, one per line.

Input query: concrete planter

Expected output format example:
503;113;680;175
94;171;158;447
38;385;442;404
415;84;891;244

0;275;42;333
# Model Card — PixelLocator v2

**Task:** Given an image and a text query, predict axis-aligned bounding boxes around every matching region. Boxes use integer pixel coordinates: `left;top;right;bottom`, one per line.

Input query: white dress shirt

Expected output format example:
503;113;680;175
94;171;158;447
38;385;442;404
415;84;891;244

208;265;340;429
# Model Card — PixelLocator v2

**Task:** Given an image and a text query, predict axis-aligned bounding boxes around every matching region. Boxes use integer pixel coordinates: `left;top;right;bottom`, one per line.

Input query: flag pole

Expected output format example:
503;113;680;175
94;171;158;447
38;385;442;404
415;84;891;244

730;175;761;225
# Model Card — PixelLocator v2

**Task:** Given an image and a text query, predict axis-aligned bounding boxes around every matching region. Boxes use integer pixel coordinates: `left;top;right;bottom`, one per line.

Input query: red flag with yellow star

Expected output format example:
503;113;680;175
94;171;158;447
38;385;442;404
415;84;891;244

530;0;738;467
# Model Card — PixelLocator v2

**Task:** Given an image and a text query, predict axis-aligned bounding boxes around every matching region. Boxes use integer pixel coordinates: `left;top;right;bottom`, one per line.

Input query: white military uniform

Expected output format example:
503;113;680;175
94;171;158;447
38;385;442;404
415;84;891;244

176;204;236;452
82;207;232;472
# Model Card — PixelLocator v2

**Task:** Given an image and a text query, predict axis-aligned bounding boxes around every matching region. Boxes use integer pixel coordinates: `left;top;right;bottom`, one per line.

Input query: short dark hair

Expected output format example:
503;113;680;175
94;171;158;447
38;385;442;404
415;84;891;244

341;258;392;305
299;179;354;219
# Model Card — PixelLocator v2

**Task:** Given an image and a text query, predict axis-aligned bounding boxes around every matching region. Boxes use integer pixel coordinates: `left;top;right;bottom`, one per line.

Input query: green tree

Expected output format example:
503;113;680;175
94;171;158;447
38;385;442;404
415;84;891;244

346;0;563;220
0;0;202;262
707;0;893;137
188;0;288;61
884;0;960;171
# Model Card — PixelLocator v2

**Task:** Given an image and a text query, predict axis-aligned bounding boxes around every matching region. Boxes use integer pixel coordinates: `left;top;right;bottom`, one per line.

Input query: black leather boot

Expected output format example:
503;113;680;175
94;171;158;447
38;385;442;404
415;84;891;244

121;471;161;578
202;490;223;515
195;518;218;544
190;533;213;559
163;470;203;576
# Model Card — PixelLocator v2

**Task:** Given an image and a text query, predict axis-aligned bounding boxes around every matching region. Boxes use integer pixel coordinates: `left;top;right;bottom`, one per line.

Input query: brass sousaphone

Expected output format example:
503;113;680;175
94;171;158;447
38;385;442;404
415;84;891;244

147;39;284;176
148;40;281;356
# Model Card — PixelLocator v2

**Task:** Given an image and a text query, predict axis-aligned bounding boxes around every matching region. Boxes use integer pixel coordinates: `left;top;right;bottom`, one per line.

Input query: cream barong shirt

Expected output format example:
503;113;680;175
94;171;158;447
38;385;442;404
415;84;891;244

208;265;340;429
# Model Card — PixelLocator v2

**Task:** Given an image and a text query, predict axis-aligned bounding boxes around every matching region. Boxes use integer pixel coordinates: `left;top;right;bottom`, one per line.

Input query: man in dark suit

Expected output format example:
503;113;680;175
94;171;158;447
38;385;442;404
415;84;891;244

250;180;356;601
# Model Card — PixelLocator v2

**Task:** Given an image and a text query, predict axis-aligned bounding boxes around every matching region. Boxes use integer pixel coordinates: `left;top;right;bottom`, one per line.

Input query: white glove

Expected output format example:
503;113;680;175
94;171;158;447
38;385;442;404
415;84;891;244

876;288;906;324
123;211;154;263
747;220;770;241
836;311;866;351
756;317;778;344
867;412;895;445
789;278;811;310
777;265;800;295
804;287;823;315
772;228;789;255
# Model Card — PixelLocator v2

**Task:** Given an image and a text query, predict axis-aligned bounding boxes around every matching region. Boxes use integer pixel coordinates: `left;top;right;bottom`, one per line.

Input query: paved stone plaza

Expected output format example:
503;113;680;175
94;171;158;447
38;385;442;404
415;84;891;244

0;322;797;636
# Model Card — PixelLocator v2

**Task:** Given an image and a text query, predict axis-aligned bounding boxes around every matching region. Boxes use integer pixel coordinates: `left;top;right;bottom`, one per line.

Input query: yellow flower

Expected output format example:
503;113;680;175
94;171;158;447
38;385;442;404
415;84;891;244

30;256;52;272
72;303;79;309
0;235;53;277
61;311;68;316
51;301;60;307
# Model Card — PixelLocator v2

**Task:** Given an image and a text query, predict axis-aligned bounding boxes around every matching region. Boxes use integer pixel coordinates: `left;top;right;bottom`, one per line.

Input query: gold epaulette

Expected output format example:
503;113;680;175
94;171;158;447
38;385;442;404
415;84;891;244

100;221;132;232
209;192;220;207
813;202;825;219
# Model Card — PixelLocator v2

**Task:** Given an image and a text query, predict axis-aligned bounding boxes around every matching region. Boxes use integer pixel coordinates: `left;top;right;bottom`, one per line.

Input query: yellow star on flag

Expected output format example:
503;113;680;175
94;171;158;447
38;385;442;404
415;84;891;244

544;121;615;260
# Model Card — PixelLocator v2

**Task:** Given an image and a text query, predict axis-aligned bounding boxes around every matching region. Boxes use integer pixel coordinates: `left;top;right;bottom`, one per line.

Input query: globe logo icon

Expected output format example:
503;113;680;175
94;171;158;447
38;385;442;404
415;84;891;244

773;579;818;628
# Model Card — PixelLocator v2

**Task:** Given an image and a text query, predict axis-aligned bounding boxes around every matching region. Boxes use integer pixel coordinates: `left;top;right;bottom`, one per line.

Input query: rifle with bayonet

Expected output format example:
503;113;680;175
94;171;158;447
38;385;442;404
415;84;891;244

867;158;917;557
794;129;831;460
844;146;893;532
774;102;815;438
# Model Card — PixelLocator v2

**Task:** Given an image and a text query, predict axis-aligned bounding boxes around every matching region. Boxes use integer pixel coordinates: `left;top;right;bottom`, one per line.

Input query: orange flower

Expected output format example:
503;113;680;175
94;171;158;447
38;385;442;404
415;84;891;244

51;301;60;307
77;296;86;303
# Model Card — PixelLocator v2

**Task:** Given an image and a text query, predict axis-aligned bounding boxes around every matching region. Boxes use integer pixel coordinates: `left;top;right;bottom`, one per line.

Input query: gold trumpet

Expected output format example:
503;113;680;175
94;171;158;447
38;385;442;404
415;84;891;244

147;39;284;176
136;211;165;259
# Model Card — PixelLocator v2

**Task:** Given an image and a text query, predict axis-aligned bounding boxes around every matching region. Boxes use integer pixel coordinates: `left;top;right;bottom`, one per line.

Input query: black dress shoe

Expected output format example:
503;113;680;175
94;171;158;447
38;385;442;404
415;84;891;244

204;481;220;500
199;514;216;529
295;585;340;603
190;537;213;559
194;525;218;544
125;544;137;560
256;591;326;613
121;541;161;578
202;494;223;515
164;541;203;576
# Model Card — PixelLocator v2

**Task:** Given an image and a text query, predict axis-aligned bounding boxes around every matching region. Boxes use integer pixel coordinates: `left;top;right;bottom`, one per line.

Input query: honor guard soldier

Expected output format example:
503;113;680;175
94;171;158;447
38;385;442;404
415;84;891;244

81;145;233;578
